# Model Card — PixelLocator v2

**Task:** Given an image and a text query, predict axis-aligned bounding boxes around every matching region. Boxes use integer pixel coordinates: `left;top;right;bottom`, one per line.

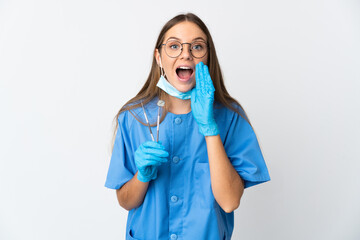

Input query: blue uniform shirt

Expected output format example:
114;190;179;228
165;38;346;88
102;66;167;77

105;99;270;240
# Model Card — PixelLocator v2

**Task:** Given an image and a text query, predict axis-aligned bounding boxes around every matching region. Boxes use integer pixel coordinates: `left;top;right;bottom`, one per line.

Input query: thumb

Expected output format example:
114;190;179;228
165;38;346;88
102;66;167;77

191;88;196;103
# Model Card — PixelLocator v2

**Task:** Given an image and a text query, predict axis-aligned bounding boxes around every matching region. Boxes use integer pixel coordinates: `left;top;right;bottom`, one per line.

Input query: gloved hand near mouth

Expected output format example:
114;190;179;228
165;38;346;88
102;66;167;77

191;62;219;136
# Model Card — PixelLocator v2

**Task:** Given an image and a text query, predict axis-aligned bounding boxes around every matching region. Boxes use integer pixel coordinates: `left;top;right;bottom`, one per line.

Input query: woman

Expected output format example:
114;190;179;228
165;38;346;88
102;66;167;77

105;13;270;240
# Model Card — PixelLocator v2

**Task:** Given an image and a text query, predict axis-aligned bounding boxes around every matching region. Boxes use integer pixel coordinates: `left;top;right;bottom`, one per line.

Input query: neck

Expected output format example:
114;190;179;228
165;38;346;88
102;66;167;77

166;95;191;114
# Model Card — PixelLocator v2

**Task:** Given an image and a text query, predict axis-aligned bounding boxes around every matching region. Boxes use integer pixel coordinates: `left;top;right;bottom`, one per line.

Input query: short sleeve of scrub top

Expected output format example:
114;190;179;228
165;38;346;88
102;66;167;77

220;105;270;188
105;111;137;190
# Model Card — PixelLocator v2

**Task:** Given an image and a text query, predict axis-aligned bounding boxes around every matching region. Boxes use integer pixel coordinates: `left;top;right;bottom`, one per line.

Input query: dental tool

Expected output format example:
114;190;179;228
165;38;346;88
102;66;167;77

141;102;155;141
156;100;165;142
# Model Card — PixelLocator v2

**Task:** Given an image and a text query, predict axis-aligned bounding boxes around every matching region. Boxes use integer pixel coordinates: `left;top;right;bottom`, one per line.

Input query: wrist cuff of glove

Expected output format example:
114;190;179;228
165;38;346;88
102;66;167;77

199;124;219;136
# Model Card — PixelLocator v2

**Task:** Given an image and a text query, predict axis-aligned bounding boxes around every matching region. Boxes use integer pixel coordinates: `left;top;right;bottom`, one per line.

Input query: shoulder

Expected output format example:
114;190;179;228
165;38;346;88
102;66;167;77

117;110;135;132
214;101;249;123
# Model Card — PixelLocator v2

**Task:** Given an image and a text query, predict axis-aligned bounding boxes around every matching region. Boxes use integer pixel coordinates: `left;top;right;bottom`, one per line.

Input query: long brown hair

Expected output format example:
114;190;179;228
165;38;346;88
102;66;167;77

112;13;250;146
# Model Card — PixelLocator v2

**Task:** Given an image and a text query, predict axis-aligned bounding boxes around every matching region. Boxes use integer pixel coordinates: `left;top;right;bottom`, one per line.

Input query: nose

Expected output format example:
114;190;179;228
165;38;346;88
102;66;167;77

180;43;193;60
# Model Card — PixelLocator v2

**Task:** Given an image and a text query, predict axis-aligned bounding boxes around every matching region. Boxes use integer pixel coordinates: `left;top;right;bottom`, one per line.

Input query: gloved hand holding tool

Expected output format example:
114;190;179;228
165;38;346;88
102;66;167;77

191;62;219;136
135;141;169;182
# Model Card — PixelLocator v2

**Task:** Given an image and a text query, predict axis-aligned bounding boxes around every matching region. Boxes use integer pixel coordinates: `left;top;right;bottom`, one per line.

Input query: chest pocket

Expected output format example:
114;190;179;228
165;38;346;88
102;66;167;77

194;162;215;208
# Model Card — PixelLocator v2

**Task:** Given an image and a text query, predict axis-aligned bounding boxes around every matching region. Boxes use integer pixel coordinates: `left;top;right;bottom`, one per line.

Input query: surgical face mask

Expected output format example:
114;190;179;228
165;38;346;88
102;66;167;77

156;56;192;99
156;75;192;100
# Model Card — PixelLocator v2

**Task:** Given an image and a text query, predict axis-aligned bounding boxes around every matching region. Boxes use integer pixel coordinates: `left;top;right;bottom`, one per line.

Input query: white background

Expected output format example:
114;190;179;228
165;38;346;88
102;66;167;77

1;0;359;239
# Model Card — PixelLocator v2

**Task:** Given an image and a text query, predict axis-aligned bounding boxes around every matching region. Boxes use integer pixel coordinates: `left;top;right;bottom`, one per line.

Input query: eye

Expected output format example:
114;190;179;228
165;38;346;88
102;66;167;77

170;44;179;49
167;41;181;51
192;42;205;51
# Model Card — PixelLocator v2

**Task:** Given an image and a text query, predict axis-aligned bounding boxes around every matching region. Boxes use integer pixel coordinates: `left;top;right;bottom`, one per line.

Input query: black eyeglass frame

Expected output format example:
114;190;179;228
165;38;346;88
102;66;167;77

160;40;209;59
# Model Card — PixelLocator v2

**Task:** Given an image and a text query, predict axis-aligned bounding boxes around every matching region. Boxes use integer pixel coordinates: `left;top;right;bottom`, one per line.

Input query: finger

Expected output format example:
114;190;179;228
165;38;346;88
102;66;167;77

142;147;169;157
144;159;163;166
156;157;169;163
198;62;205;94
195;62;202;92
142;142;169;157
142;166;157;176
142;148;169;158
202;64;210;93
142;141;166;150
196;62;205;93
135;156;162;168
144;154;168;163
191;88;196;103
203;65;215;93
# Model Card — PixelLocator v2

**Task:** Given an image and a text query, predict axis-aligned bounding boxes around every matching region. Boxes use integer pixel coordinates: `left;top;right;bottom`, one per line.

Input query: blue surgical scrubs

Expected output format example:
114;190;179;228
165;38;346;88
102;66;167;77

105;98;270;240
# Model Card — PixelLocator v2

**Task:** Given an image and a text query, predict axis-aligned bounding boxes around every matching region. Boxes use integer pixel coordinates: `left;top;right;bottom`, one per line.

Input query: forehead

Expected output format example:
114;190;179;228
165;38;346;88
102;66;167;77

164;21;207;42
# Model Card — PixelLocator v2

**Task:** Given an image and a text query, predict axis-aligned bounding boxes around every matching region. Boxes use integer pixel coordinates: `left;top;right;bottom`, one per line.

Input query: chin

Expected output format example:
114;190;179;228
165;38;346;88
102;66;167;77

177;82;195;93
174;86;192;93
169;77;194;93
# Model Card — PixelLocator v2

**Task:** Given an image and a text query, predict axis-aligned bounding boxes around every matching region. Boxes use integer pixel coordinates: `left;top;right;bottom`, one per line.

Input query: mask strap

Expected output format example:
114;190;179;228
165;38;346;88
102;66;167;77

159;56;165;77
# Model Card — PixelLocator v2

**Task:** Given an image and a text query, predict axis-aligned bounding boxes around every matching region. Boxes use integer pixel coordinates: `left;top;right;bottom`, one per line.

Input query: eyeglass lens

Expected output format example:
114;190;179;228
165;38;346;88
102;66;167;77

164;40;207;58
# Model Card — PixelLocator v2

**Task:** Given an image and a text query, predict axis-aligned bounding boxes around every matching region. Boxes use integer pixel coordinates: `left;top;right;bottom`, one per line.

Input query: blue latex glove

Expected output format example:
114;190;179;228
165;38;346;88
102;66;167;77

135;141;169;182
191;62;219;136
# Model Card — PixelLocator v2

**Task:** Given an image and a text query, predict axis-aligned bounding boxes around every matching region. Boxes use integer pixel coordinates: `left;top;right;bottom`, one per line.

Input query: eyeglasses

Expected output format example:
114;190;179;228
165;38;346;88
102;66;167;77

161;40;208;59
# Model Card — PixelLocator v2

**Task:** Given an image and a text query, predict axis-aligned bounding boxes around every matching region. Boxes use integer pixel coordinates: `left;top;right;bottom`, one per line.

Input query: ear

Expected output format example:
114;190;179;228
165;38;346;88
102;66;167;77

154;49;160;66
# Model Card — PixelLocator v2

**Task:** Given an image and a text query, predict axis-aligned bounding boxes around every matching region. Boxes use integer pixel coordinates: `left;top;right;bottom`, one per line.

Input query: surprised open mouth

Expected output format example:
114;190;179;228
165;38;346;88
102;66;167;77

176;66;194;81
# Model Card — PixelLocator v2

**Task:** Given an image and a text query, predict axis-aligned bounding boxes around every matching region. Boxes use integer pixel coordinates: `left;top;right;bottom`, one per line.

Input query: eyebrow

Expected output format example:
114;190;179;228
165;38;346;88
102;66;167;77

166;36;207;42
